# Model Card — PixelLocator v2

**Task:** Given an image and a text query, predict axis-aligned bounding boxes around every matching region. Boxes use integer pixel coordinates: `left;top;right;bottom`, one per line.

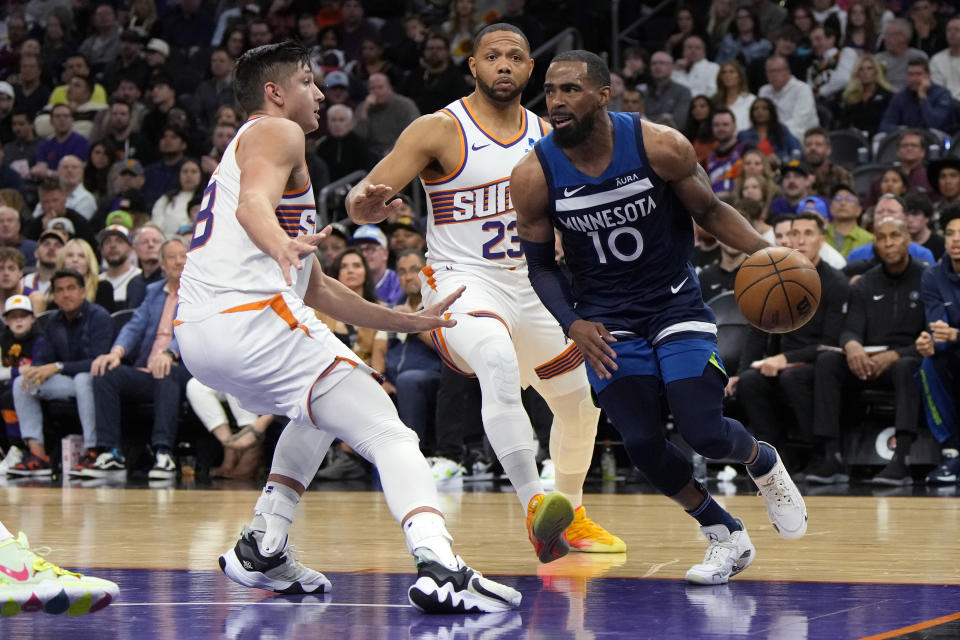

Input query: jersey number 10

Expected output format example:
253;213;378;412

587;228;644;264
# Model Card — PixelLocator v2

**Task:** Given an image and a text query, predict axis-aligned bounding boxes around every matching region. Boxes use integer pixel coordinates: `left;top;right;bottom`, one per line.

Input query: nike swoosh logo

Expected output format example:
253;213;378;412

0;564;29;581
710;282;721;289
945;302;953;306
471;143;490;151
873;294;884;301
671;277;689;294
563;185;586;197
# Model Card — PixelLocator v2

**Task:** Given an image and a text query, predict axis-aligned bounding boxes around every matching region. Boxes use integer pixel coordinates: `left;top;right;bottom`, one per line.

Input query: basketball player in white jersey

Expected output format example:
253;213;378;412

174;41;521;614
346;24;624;562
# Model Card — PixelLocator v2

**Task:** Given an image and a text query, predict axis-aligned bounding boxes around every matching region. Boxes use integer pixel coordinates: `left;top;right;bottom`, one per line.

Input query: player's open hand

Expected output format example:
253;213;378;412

350;184;404;222
568;319;618;380
404;286;465;332
275;231;328;285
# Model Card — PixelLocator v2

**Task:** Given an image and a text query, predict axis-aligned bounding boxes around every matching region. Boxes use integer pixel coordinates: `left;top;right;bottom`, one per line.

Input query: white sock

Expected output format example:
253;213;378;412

500;449;543;510
251;482;300;556
0;521;12;542
403;512;458;571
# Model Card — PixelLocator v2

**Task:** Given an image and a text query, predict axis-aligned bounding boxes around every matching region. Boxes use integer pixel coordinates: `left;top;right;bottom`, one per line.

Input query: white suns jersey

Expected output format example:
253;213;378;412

179;116;317;315
420;99;546;270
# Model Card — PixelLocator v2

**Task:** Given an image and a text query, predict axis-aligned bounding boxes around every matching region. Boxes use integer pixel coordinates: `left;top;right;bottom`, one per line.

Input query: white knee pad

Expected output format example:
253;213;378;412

269;421;335;488
350;417;420;463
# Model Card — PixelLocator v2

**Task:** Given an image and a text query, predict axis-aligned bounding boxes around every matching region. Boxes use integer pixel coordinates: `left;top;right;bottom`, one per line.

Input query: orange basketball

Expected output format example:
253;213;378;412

734;247;821;333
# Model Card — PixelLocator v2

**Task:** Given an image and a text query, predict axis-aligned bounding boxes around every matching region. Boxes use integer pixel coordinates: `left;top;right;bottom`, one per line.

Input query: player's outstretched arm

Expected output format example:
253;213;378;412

513;154;618;380
646;122;770;255
236;118;327;284
304;255;463;333
346;112;457;224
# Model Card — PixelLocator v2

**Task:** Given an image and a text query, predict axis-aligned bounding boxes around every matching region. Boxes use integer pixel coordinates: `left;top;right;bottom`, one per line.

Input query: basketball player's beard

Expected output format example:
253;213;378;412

476;75;527;104
552;108;598;149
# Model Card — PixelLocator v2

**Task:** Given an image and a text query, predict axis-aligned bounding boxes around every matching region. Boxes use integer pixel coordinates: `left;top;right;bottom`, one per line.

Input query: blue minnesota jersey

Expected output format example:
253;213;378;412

534;112;716;344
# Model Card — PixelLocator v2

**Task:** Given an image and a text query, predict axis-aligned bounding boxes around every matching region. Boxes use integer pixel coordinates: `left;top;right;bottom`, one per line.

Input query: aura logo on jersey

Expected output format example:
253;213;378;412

429;178;513;225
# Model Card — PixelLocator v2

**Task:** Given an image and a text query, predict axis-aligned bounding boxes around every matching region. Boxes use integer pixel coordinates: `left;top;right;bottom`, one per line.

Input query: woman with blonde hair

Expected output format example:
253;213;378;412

54;238;114;311
706;0;736;49
711;61;755;134
838;54;892;131
443;0;483;65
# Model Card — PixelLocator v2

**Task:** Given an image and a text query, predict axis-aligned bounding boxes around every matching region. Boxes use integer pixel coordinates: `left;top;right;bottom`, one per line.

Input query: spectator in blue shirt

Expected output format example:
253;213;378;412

845;195;936;269
879;57;958;133
32;104;90;179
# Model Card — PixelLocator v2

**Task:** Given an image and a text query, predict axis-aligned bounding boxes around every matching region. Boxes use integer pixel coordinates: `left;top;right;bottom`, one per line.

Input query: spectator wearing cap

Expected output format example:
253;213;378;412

25;180;95;248
323;70;358;110
879;57;957;134
796;195;847;269
31;105;90;182
316;104;374;181
0;205;36;267
318;222;348;271
144;38;189;92
758;55;819;142
6;269;113;477
802;127;853;199
928;156;960;218
0;295;42;465
355;73;420;159
48;54;109;107
79;3;123;72
826;184;873;258
98;224;140;311
160;0;215;49
125;224;165;309
3;111;39;182
845;194;936;276
865;130;933;208
352;224;402;305
189;48;235;141
769;161;814;216
0;247;46;317
0;81;15;143
22;229;66;297
388;215;426;256
142;126;188;208
12;53;51;121
101;30;150;97
905;192;945;261
403;31;470;116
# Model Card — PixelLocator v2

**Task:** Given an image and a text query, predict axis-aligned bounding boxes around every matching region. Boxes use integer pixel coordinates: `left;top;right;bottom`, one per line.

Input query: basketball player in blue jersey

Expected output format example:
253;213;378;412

347;24;624;562
512;50;809;585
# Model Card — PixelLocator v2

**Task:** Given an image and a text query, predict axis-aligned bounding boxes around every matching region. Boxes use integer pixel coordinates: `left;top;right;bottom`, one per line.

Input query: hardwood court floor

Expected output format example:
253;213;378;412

2;487;959;639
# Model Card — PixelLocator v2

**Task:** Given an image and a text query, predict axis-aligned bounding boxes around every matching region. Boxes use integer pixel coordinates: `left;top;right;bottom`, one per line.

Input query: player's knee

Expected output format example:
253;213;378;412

546;389;599;438
471;338;522;406
351;418;420;462
683;426;733;460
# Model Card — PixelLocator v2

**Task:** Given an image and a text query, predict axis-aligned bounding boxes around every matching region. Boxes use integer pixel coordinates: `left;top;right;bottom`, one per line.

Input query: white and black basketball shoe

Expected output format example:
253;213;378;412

219;526;331;594
407;549;521;614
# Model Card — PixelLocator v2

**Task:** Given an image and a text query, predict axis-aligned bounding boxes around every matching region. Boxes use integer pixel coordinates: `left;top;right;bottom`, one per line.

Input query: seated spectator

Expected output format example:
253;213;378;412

384;249;441;448
78;4;123;73
811;216;927;485
876;19;929;92
646;51;693;131
388;216;426;256
769;160;813;216
706;0;736;49
318;222;349;271
52;238;114;312
12;53;51;120
403;31;470;116
929;157;960;219
354;73;420;159
83;141;114;204
25;179;95;248
807;23;858;101
189;48;235;141
846;194;936;267
672;35;719;98
0;296;42;472
6;270;112;477
352;224;402;306
0;205;36;267
160;0;215;49
908;0;945;57
200;121;236;177
151;158;203;237
826;184;874;258
97;225;140;311
0;245;45;320
703;109;744;196
35;155;97;222
795;195;847;269
94;100;156;165
732;213;849;458
699;236;746;302
711;61;754;135
140;76;193;150
750;24;811;90
142;126;188;208
185;378;271;479
126;224;166;309
46;54;109;108
879;57;957;133
930;16;960;101
35;75;108;141
737;97;800;165
31;105;90;181
101;30;150;96
865;130;933;207
346;36;403;92
21;229;65;297
714;5;772;68
3;111;39;182
663;6;707;62
622;89;644;116
737;198;774;244
842;1;881;53
758;55;819;142
917;205;960;483
89;239;191;479
337;0;382;63
904;192;945;261
803;127;853;198
316;104;374;182
879;167;910;199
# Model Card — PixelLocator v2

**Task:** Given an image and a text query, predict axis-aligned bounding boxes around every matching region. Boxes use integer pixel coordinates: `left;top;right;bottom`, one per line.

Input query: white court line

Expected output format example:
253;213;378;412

112;601;409;608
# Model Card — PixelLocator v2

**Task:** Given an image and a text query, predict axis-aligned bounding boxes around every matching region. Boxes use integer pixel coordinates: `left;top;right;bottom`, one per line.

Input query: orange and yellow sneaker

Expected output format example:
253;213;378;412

526;493;575;564
564;506;626;553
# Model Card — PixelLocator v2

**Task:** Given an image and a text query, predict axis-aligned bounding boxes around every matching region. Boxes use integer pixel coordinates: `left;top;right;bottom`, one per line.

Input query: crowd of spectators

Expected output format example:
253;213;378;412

0;0;955;490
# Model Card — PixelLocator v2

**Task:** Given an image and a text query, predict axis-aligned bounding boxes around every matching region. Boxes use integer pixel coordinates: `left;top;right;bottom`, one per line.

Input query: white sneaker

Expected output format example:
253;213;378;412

0;445;23;474
539;459;555;490
748;443;808;539
685;520;755;585
427;457;465;482
148;452;177;479
407;549;521;614
219;526;332;594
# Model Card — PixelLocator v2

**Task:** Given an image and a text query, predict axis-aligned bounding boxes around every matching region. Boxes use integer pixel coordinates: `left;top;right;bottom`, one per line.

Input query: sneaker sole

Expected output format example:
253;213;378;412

407;576;514;614
5;469;52;477
218;548;328;595
530;493;575;564
0;581;117;617
80;468;126;478
147;469;176;480
871;477;914;486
